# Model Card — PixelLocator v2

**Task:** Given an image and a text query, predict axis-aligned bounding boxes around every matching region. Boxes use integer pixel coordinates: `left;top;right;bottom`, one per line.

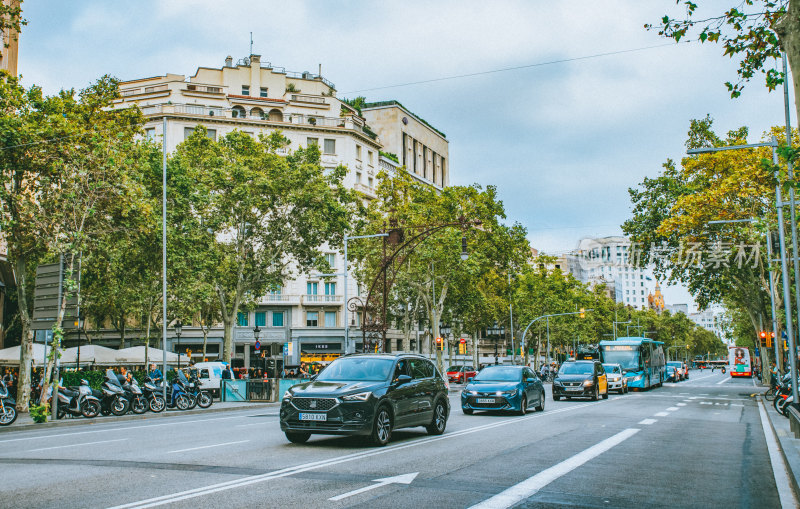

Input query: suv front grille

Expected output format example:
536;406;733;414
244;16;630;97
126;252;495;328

291;397;337;411
560;381;583;388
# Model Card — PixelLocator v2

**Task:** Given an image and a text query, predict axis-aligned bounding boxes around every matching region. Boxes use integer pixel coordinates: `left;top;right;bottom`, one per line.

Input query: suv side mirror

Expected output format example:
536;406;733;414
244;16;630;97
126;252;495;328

395;374;412;385
525;377;535;383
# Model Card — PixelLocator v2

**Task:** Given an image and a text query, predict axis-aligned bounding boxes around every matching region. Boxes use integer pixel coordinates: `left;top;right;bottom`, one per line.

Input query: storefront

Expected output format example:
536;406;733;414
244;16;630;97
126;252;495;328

299;338;344;363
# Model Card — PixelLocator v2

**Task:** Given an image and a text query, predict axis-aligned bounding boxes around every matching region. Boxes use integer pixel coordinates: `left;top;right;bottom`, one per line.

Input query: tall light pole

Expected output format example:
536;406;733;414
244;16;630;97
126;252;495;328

343;233;388;354
175;320;183;370
689;139;799;405
161;116;168;403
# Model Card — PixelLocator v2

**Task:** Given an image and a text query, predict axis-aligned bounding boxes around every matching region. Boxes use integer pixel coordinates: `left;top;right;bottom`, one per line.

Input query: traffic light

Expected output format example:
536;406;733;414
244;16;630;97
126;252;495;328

579;308;585;319
435;337;443;350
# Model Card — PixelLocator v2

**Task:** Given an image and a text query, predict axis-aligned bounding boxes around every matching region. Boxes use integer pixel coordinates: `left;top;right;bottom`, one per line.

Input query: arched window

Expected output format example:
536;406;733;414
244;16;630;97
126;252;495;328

268;108;283;122
232;106;246;118
250;107;265;120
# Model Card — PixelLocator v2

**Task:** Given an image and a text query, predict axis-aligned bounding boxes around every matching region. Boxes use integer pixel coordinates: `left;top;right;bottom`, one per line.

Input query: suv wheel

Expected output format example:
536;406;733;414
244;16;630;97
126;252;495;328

592;385;599;401
371;406;393;446
285;432;310;444
602;388;609;400
426;400;447;435
517;396;527;416
535;390;545;411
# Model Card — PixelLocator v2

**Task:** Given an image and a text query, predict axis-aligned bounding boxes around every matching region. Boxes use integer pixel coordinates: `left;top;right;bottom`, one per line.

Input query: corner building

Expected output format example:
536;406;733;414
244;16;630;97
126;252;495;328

112;54;450;369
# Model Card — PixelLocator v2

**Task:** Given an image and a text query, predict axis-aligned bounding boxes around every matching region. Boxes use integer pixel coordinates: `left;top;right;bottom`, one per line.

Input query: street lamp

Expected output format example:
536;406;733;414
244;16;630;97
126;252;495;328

175;320;183;369
76;311;85;371
253;324;262;375
343;233;389;355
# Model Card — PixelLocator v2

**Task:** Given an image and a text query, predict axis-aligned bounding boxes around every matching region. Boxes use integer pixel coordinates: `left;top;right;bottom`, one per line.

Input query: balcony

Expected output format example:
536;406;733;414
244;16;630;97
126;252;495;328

259;294;301;305
290;94;327;105
303;294;343;305
353;183;376;198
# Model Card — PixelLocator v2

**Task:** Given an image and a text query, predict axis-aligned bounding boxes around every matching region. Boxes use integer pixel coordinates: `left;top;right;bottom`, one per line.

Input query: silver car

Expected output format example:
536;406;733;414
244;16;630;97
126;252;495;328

602;363;628;394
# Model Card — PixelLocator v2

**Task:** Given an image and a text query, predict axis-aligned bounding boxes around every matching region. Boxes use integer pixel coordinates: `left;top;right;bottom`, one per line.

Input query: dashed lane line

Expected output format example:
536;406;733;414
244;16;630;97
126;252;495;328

638;419;657;425
167;440;250;454
654;412;669;417
28;438;128;453
676;403;686;407
666;407;679;411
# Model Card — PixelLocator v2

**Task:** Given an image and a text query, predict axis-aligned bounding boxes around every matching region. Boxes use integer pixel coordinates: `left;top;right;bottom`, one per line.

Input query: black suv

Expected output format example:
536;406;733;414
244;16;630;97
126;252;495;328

552;360;608;401
279;353;450;446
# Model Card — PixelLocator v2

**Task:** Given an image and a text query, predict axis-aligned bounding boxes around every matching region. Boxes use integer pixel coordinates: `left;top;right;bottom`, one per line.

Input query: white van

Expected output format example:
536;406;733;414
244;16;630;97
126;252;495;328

192;361;230;396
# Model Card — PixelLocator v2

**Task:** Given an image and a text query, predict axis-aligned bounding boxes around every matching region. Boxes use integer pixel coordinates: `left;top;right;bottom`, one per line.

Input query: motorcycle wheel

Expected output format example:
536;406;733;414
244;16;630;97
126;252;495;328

81;400;100;418
775;396;788;416
176;394;190;411
0;405;17;426
149;395;165;413
198;391;213;409
186;394;198;410
131;397;147;414
112;396;129;416
56;406;66;420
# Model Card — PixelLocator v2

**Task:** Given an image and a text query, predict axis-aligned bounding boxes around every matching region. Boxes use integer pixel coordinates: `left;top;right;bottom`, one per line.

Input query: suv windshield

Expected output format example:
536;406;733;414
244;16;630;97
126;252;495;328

473;366;521;382
316;357;394;382
559;363;594;375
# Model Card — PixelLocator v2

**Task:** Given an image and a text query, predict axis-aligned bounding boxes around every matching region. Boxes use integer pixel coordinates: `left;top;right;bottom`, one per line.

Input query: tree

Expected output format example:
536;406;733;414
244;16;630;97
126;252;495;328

647;2;800;131
172;129;356;363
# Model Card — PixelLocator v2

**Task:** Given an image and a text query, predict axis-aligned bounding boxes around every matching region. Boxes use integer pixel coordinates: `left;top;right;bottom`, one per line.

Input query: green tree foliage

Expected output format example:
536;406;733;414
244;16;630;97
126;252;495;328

171;129;357;363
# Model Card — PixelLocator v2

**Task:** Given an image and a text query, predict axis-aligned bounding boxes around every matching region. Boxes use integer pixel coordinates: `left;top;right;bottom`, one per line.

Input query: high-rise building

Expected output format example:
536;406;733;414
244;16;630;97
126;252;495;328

111;54;449;367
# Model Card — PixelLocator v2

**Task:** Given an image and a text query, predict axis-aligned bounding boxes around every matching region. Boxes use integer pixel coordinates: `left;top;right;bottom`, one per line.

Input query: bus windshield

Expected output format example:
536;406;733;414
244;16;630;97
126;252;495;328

601;347;640;371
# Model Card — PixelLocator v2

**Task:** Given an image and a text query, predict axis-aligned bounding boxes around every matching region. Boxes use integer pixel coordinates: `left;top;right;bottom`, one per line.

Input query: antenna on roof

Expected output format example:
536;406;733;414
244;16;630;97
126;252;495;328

249;32;253;56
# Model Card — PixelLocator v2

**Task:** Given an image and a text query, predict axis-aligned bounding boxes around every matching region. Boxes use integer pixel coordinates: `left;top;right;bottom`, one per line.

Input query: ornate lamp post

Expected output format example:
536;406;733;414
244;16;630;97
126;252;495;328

253;324;262;375
76;312;85;371
175;320;183;369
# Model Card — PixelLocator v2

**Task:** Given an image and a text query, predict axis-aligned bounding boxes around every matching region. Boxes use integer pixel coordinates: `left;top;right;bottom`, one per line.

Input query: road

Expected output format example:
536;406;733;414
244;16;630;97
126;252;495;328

0;371;790;508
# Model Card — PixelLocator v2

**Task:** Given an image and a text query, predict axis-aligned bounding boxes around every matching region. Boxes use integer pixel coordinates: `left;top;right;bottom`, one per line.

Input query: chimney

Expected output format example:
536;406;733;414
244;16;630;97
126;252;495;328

225;55;233;68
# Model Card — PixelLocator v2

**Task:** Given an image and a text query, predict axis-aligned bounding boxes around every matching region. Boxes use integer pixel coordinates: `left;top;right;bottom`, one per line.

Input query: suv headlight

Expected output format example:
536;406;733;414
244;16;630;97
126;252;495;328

497;389;517;397
341;391;371;401
583;380;595;387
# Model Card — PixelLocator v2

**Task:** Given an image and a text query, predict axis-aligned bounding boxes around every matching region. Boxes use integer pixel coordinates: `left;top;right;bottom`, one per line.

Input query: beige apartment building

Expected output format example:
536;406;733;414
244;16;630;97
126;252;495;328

109;54;450;369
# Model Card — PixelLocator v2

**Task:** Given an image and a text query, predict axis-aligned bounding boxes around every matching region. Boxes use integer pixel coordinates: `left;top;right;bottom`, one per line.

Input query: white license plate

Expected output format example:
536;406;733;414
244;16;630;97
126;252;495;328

299;413;327;421
566;387;583;392
476;398;495;404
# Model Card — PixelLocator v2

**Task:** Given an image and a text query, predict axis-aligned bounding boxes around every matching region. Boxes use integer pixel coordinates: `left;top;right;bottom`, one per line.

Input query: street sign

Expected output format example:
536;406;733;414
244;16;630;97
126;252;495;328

32;257;81;330
254;340;261;352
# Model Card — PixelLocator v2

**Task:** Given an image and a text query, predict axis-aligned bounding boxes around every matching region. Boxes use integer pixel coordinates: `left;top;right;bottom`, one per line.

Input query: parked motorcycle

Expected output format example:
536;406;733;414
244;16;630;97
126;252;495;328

0;377;17;426
773;373;794;416
142;376;166;413
122;378;147;414
100;369;130;416
164;373;191;410
182;371;213;409
56;380;101;419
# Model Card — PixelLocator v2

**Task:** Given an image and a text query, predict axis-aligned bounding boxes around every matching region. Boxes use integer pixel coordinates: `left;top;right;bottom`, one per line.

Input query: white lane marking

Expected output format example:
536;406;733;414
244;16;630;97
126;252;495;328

676;403;686;407
106;399;624;509
235;422;268;428
329;472;418;501
731;404;744;407
28;438;128;452
683;374;717;383
638;419;657;425
167;440;249;454
689;397;699;400
666;407;679;411
0;413;256;445
655;412;669;417
757;399;799;508
716;377;731;385
467;428;640;509
700;402;712;405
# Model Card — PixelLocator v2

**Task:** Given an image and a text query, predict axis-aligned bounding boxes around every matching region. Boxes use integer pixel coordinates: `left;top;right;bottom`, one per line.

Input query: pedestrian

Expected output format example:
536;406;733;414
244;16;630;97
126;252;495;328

299;362;309;378
149;363;163;384
222;364;232;380
118;366;133;385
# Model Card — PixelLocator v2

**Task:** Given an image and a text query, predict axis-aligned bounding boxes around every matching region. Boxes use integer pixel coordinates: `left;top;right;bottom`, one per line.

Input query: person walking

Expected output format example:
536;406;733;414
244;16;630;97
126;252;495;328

149;363;163;384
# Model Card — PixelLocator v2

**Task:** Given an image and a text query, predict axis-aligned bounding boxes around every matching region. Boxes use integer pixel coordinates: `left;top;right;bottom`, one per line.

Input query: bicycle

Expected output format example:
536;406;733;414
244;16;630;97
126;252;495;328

765;376;781;402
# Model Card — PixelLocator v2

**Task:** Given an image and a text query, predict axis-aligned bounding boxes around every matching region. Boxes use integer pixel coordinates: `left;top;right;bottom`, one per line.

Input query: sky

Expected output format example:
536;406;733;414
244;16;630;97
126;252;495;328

14;1;792;310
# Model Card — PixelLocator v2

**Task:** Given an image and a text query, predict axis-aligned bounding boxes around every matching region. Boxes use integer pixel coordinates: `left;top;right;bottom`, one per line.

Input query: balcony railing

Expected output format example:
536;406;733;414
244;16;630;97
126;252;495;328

303;294;343;304
291;94;327;105
259;294;300;304
353;183;376;197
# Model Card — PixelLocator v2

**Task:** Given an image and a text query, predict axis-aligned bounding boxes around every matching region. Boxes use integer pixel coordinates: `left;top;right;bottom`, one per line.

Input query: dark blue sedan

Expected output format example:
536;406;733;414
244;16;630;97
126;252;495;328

461;365;545;415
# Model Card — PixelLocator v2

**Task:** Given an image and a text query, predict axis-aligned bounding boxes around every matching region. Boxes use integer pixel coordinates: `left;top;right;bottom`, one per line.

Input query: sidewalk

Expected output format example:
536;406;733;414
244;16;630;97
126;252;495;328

763;395;800;498
1;400;281;433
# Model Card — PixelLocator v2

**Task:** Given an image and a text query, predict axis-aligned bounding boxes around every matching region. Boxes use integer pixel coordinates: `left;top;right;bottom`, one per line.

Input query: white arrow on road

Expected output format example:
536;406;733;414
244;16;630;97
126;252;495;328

328;472;419;501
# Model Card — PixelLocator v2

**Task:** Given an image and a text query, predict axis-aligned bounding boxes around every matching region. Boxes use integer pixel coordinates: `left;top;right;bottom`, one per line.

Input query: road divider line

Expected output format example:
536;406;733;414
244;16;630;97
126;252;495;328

757;398;798;508
106;398;630;509
167;440;249;454
666;407;679;411
28;438;128;452
716;377;731;385
654;412;669;417
467;428;640;509
638;419;657;425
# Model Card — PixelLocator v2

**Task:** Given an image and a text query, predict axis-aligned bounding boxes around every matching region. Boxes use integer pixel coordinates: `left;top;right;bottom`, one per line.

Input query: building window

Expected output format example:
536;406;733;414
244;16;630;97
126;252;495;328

255;312;266;327
368;177;373;188
269;285;282;295
325;311;336;328
356;172;362;184
232;106;246;118
145;128;156;140
368;151;373;165
237;312;248;327
185;126;216;141
307;137;318;147
272;311;284;327
307;282;318;295
356;145;362;160
242;85;250;96
323;139;335;154
306;311;318;327
325;282;336;295
260;87;268;98
325;253;335;269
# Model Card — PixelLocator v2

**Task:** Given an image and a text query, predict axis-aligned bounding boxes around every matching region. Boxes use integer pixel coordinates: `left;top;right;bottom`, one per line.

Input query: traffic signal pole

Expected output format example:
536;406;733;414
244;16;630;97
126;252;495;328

520;309;592;369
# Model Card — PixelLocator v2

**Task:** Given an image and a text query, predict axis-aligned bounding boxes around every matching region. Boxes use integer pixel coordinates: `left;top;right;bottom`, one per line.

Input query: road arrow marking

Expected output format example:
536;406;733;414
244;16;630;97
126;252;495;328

329;472;418;501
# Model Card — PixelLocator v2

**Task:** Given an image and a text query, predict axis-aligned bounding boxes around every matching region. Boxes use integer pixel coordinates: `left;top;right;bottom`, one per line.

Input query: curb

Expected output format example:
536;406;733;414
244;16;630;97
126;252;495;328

761;395;800;500
0;402;280;434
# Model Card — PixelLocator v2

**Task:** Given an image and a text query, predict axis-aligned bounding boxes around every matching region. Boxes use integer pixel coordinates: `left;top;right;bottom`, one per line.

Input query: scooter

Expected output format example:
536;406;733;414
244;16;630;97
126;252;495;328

100;370;130;416
142;377;166;413
183;371;213;409
773;373;794;416
122;378;147;414
56;380;101;419
0;378;17;426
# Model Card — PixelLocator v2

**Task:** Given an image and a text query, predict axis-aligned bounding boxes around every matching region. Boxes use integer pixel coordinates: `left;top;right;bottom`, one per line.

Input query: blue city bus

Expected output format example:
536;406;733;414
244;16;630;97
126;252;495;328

599;337;666;390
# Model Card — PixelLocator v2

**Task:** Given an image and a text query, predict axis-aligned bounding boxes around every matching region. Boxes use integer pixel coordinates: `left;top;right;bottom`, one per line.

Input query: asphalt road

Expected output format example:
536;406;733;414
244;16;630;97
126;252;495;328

0;371;789;509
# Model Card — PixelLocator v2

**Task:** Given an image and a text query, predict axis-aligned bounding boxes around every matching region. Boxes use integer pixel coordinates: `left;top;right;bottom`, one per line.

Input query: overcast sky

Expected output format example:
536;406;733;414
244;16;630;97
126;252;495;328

15;1;791;310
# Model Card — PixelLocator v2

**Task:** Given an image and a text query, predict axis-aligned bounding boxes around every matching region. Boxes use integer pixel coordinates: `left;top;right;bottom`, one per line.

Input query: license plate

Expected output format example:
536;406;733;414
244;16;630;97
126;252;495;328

476;398;495;404
566;387;583;392
299;413;327;421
